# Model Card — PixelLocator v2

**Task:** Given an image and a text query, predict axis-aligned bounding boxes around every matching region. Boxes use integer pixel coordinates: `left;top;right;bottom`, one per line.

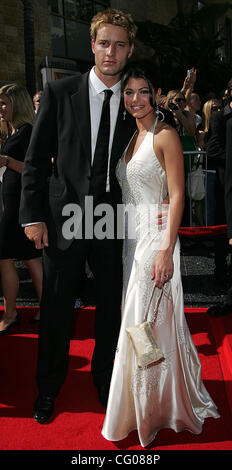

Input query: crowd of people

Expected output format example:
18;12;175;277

156;68;232;292
1;6;232;448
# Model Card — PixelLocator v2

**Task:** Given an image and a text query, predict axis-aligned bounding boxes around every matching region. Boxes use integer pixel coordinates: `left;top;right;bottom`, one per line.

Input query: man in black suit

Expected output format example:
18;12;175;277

207;78;232;316
20;9;137;423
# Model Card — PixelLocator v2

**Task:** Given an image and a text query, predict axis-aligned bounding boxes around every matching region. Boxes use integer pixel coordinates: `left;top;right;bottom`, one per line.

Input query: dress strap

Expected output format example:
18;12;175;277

150;115;159;134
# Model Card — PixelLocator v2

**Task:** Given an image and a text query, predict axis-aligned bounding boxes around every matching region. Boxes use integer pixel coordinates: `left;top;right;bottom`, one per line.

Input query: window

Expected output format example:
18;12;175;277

48;0;110;63
225;17;232;63
216;16;232;63
197;1;205;10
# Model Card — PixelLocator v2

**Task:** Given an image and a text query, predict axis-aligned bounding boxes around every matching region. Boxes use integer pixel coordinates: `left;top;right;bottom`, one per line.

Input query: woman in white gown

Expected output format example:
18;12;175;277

102;65;219;448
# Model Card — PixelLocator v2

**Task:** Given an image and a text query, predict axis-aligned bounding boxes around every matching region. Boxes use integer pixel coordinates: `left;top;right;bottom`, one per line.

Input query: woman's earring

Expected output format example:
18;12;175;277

123;110;127;121
155;104;164;122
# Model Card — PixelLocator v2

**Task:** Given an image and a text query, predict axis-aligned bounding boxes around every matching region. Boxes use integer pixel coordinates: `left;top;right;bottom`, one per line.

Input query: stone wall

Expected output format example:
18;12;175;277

0;0;51;90
34;0;52;89
0;0;25;86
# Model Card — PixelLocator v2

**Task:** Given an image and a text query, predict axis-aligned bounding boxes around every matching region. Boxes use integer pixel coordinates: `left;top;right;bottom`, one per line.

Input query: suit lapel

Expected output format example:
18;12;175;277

111;98;136;166
71;72;92;164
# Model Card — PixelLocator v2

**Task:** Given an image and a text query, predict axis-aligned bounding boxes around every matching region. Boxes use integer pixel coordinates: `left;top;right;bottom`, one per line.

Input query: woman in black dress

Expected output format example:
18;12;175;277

0;84;43;334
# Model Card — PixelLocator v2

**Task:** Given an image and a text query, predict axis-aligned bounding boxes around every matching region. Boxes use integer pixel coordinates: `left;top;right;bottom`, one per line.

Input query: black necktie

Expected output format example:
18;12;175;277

89;89;113;201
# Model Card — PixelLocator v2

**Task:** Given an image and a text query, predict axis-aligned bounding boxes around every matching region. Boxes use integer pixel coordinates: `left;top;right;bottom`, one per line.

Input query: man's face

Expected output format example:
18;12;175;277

190;93;201;111
91;23;134;84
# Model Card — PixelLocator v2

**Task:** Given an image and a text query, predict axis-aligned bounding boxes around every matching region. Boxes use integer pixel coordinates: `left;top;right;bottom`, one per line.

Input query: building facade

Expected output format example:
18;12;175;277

0;0;231;94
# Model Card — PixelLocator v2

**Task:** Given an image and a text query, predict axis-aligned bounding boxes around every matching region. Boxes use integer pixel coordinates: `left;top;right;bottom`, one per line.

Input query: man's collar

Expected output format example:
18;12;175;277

89;66;121;96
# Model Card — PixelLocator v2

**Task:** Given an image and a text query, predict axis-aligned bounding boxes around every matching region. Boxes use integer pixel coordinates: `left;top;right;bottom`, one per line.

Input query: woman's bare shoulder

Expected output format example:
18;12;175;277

155;121;179;138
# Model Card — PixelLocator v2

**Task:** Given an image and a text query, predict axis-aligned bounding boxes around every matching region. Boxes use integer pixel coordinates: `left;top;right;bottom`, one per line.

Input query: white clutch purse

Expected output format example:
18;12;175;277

126;285;165;368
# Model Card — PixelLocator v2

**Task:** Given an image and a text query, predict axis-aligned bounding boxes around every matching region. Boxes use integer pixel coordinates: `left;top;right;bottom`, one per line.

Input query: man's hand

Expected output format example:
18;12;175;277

156;199;169;228
229;238;232;246
0;155;7;168
24;222;49;249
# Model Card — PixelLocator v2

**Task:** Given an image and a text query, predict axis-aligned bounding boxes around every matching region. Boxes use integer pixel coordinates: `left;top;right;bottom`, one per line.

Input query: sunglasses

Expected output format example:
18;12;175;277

174;97;185;103
211;105;222;111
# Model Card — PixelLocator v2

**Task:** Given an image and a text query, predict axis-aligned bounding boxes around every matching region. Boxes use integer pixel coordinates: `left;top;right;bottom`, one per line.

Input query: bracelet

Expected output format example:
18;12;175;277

5;155;10;167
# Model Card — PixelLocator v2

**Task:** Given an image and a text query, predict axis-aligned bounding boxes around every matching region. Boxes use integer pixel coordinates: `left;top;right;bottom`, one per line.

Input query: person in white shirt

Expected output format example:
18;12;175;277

19;8;137;424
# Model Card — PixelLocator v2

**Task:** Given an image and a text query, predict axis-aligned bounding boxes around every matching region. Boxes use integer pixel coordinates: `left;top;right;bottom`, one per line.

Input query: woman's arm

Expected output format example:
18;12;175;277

181;67;197;104
152;127;185;287
0;154;23;174
173;108;196;136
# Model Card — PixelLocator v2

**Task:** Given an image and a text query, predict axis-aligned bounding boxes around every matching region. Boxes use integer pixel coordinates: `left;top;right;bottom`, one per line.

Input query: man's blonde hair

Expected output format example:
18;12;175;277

0;83;34;129
90;8;137;45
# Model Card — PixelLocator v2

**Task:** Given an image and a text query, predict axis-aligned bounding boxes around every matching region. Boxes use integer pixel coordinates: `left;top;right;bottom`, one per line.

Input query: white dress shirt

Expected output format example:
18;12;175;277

89;67;121;192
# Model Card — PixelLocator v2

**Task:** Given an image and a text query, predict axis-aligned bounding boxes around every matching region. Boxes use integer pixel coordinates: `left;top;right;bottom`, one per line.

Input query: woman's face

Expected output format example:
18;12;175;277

0;94;12;123
210;99;222;114
123;77;155;119
0;95;12;122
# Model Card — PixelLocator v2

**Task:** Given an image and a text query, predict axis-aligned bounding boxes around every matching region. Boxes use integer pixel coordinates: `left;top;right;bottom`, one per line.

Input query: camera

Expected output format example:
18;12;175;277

187;69;193;78
168;102;178;111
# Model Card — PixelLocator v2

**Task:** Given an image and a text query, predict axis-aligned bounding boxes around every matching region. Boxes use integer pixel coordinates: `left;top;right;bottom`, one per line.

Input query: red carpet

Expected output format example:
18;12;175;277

0;306;232;452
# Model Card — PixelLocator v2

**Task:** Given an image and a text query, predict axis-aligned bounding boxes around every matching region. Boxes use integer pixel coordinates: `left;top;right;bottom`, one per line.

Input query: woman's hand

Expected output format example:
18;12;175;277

182;67;197;93
0;155;7;168
151;249;173;288
172;106;182;120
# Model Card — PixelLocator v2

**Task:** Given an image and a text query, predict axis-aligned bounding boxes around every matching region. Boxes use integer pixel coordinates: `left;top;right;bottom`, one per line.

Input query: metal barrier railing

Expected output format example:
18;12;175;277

183;150;214;227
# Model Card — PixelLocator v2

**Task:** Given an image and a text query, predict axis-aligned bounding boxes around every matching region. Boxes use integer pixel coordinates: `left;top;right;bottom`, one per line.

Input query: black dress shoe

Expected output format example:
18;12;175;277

207;303;232;317
96;383;110;408
214;268;228;286
28;317;40;324
33;395;55;424
0;312;21;336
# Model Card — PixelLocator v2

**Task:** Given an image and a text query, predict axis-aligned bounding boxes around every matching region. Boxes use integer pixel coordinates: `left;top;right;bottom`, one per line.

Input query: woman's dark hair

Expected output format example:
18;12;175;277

121;60;161;108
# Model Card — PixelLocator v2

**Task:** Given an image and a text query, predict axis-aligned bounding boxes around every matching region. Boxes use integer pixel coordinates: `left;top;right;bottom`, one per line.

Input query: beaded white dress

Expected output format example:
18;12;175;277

102;120;219;447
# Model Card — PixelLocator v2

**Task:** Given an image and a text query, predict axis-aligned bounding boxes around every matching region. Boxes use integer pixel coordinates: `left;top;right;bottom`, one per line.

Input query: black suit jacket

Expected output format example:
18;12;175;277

19;72;137;250
206;104;232;169
225;110;232;238
206;104;232;235
206;105;232;229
